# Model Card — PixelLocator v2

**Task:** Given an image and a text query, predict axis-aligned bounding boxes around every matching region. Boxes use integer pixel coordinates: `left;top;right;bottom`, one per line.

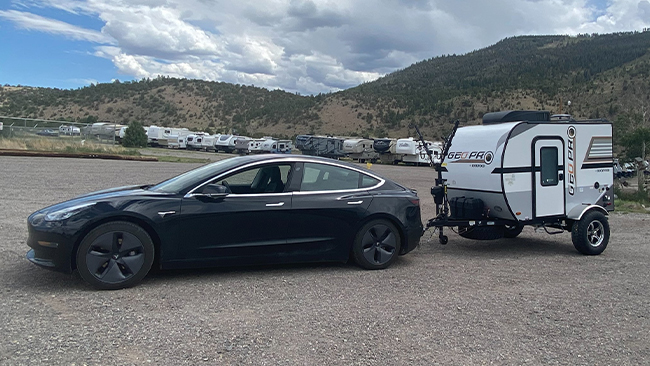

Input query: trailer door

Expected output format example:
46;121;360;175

533;139;565;217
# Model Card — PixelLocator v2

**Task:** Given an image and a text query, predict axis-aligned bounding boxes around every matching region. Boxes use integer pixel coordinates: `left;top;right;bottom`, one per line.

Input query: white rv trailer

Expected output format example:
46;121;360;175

147;126;164;146
167;135;188;149
157;128;190;147
260;139;293;154
395;138;442;165
215;134;240;153
373;138;402;165
248;137;271;153
426;110;614;255
186;133;208;150
233;137;252;154
201;134;220;152
343;139;378;163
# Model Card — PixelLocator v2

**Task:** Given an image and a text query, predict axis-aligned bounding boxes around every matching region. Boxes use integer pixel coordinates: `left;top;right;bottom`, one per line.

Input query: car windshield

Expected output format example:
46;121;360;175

148;157;245;194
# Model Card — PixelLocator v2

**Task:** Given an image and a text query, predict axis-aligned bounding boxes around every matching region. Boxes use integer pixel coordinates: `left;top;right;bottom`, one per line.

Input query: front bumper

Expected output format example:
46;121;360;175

26;215;79;274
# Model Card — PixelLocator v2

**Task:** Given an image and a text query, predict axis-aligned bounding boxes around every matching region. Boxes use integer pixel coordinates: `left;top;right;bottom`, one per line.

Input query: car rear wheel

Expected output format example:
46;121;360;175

352;219;401;270
76;221;154;290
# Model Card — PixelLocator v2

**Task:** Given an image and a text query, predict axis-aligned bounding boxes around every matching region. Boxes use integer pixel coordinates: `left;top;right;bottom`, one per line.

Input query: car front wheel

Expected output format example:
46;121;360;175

352;219;401;270
76;221;154;290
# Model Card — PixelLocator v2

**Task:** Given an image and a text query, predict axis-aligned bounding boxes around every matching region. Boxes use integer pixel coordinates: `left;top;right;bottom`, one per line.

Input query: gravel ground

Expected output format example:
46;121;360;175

1;156;649;365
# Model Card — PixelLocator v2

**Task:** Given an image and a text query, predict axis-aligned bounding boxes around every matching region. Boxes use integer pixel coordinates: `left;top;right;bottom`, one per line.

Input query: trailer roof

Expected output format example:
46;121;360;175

482;110;550;124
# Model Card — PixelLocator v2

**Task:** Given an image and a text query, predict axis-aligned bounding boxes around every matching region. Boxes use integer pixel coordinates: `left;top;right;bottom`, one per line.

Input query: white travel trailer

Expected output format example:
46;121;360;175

248;137;270;153
373;138;402;165
201;134;220;152
186;133;208;150
425;111;614;255
233;137;252;154
59;125;81;136
215;134;240;153
167;135;188;149
343;138;378;163
260;139;293;154
395;138;442;165
147;126;164;146
158;128;190;147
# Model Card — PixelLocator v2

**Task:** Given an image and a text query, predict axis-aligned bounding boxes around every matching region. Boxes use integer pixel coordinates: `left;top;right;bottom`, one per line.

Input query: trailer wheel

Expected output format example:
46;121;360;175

458;226;504;240
503;224;524;238
352;219;401;270
571;211;609;255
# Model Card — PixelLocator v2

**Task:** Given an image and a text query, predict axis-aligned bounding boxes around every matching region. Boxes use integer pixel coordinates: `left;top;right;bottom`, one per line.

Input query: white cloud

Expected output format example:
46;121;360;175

3;0;650;94
0;9;114;43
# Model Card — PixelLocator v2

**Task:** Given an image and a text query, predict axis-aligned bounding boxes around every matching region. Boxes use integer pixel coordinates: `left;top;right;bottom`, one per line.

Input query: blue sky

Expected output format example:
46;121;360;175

1;0;648;95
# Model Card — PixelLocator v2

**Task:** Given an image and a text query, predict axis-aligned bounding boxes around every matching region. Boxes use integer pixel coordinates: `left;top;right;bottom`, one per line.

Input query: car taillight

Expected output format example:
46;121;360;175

409;198;420;206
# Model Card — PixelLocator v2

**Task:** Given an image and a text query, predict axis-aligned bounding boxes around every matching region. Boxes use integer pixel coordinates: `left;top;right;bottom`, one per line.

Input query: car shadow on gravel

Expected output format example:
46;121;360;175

143;261;358;286
422;235;580;258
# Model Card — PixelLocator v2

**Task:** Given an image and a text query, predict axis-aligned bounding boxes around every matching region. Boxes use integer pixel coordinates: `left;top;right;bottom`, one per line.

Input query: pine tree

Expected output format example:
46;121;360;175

122;121;148;148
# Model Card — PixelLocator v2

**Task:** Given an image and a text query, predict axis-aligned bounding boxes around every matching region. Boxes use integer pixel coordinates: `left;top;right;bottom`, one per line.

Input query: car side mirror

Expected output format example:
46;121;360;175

202;184;229;195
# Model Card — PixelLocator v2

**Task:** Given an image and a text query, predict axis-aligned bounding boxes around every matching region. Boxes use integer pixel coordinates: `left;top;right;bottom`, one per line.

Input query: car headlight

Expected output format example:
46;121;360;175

44;202;95;222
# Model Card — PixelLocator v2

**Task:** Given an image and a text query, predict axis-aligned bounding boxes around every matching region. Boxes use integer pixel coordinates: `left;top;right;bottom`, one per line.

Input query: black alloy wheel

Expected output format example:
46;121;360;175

76;221;154;290
571;211;610;255
353;219;401;270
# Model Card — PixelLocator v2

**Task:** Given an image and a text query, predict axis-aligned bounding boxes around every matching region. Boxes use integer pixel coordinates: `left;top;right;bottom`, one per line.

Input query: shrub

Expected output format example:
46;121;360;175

122;121;148;148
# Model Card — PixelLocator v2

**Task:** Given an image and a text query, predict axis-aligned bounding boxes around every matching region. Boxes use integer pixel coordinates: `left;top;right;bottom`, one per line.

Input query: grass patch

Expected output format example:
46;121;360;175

0;136;140;155
614;199;650;214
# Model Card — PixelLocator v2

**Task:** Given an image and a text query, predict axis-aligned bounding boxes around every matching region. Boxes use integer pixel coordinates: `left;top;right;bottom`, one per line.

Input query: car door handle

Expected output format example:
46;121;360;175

347;200;364;205
266;202;285;207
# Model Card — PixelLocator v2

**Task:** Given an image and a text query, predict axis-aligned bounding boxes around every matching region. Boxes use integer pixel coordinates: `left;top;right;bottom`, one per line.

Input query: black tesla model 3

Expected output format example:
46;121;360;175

26;155;423;289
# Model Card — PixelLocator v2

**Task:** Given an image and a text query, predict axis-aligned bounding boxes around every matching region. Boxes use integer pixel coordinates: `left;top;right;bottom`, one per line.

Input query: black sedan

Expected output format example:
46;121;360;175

26;155;423;289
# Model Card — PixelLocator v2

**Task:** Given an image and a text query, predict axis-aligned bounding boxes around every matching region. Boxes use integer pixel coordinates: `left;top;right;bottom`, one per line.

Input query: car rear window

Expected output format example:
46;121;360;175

300;163;378;191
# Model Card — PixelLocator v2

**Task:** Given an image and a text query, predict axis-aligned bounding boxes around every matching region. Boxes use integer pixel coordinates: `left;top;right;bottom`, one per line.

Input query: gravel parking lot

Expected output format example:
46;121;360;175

1;155;649;365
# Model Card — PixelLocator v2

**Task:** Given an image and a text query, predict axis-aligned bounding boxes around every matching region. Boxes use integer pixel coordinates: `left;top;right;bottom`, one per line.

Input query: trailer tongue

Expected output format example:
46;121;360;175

419;110;614;255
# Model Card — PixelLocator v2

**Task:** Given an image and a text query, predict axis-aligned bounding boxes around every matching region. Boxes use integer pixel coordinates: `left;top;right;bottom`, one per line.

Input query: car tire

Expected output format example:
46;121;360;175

458;226;504;240
76;221;154;290
571;211;609;255
352;219;401;270
503;224;524;238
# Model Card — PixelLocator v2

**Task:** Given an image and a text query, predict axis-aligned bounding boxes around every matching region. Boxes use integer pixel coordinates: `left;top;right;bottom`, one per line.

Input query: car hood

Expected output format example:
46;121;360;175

33;185;168;216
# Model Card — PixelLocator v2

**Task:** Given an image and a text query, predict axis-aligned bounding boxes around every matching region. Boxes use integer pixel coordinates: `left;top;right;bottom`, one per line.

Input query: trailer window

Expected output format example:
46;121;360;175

540;147;558;186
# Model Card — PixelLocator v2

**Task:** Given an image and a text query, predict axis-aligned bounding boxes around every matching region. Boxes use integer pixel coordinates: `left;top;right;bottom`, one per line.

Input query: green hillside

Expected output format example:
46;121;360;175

1;31;650;142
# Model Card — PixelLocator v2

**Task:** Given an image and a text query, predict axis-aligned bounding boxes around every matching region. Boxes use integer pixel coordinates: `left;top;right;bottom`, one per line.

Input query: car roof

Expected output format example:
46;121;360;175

228;154;382;176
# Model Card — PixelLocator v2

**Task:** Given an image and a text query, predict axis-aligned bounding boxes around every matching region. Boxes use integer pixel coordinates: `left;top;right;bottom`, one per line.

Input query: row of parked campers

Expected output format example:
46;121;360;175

295;135;443;165
141;126;294;155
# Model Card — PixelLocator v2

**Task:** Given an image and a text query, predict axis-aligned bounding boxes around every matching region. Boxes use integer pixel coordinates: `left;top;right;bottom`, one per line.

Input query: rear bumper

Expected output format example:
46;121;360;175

401;223;423;255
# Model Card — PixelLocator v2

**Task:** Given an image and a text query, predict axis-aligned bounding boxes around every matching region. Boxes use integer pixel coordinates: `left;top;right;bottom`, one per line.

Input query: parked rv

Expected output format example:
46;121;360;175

260;139;293;154
233;137;252;154
295;135;346;159
216;134;243;153
395;138;442;165
425;110;614;256
343;138;378;163
248;137;270;154
186;133;208;150
373;138;402;165
59;125;81;136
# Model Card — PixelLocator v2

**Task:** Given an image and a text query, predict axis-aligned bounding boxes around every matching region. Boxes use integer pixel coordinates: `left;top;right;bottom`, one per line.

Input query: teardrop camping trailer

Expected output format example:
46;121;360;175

423;110;614;255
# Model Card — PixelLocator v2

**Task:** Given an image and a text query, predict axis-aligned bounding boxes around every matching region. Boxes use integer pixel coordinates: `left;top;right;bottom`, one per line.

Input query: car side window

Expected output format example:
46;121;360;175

300;163;361;191
211;164;291;194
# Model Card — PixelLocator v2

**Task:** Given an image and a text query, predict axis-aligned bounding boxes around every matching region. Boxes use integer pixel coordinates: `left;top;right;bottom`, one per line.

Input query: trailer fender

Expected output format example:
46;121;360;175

567;205;608;221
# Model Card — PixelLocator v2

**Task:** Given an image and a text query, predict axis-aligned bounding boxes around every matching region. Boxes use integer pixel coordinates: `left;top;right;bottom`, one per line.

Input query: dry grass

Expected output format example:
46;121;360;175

0;137;139;155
